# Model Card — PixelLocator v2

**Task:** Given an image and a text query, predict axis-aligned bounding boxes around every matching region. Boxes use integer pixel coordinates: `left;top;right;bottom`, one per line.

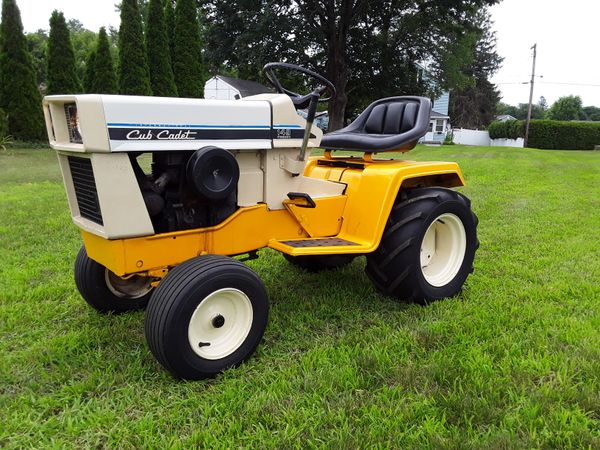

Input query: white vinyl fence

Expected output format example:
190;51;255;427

452;129;524;148
490;138;524;148
452;129;490;146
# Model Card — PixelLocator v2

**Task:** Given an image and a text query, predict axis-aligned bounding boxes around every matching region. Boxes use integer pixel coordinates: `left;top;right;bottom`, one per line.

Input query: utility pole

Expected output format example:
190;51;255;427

524;43;537;148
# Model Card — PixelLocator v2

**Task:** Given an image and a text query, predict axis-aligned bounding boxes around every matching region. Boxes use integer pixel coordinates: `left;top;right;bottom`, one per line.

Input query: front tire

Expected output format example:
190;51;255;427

366;187;478;303
144;255;269;380
74;246;154;313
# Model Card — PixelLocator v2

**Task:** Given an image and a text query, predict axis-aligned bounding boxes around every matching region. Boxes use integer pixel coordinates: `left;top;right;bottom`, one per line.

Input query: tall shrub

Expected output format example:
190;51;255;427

118;0;152;95
528;121;600;150
488;120;524;140
84;49;96;92
0;0;45;140
487;121;506;139
146;0;177;97
46;10;82;95
173;0;204;97
164;0;175;68
91;27;118;94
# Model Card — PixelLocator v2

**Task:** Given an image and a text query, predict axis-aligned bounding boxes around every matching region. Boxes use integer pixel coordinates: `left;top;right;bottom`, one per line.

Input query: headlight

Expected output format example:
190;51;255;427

64;103;83;144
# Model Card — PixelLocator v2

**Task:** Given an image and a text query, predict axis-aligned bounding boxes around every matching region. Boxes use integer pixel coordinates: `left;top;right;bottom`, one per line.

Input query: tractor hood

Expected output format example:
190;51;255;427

43;93;322;153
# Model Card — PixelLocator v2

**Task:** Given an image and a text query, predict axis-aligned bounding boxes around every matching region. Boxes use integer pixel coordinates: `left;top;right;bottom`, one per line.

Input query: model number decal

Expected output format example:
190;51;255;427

276;128;292;139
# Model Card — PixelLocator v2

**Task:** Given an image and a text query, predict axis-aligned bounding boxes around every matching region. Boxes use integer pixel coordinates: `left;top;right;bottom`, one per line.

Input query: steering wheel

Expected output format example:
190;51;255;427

263;62;336;107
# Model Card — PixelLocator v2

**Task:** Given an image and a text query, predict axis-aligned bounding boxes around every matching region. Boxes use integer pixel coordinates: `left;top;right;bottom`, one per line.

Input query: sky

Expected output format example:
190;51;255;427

18;0;120;33
489;0;600;107
13;0;600;108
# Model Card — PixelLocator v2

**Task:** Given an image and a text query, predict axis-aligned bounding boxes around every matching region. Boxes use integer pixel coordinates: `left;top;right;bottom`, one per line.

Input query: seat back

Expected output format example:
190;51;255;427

320;96;432;153
363;101;420;135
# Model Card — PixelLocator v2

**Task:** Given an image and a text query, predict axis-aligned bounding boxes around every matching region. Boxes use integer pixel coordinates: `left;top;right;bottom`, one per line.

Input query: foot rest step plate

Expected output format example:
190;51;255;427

279;238;359;248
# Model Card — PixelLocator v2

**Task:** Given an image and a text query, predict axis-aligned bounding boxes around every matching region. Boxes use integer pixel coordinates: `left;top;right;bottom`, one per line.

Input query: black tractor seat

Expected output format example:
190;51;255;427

321;96;432;153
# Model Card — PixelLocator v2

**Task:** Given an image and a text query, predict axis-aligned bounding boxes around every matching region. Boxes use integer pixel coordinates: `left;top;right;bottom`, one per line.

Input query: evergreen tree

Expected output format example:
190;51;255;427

449;10;503;129
84;49;96;92
91;27;118;94
46;10;82;95
0;0;45;140
118;0;152;95
173;0;204;97
164;0;175;69
146;0;177;97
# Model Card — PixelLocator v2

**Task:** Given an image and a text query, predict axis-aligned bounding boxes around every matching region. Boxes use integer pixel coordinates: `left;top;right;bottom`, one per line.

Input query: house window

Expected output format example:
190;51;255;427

428;121;434;132
435;120;444;133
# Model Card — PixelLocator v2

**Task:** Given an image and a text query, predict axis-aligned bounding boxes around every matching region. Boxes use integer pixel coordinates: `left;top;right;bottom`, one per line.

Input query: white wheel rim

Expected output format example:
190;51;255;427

105;270;153;299
188;288;253;360
420;213;467;287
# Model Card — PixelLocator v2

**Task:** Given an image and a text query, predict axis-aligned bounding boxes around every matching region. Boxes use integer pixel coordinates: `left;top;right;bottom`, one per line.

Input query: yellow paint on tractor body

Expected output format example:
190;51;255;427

82;156;464;277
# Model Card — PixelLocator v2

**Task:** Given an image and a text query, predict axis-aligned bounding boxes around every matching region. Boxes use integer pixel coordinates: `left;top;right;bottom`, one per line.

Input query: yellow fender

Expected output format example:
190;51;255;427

270;156;464;255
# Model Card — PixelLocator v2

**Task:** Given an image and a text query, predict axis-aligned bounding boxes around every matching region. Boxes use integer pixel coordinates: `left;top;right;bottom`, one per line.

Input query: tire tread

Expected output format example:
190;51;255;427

366;187;478;303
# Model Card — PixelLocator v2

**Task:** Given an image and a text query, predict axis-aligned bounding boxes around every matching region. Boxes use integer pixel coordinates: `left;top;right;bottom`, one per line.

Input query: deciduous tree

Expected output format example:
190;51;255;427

582;106;600;121
203;0;500;130
546;95;583;121
496;99;547;121
26;29;47;87
67;20;98;85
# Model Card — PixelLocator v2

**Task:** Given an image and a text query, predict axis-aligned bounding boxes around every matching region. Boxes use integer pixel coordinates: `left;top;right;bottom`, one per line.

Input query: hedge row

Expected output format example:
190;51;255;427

488;120;524;140
528;120;600;150
488;119;600;150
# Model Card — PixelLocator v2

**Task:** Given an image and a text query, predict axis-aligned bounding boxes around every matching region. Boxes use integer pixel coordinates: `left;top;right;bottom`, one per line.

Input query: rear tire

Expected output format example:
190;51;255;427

283;253;355;272
145;255;268;380
365;187;478;303
74;246;154;313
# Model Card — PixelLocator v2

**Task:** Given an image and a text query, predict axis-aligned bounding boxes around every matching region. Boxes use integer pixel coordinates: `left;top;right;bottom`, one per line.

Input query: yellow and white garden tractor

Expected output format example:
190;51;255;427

43;63;478;380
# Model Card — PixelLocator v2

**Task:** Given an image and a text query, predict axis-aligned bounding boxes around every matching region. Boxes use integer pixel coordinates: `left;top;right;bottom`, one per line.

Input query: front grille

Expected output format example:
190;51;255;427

68;156;103;225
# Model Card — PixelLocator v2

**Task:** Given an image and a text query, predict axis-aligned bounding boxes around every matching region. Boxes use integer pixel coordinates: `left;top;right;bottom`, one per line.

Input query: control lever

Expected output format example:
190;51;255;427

298;91;320;162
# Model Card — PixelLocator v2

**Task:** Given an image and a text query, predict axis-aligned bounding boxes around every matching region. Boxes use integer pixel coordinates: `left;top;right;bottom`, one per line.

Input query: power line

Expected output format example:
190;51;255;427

496;82;529;85
496;81;600;87
538;81;600;87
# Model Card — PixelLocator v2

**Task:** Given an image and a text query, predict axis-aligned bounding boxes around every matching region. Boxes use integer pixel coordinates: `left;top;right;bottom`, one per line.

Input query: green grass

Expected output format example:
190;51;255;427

1;145;599;448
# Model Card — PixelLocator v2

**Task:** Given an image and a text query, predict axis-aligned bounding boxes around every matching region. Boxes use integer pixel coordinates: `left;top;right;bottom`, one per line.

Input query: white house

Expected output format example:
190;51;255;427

204;75;271;100
415;64;452;144
495;114;517;122
420;92;451;143
423;110;449;142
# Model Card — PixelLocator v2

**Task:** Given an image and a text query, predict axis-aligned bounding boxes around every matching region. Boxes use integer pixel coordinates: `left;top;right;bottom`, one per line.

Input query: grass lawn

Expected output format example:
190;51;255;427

1;145;599;448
